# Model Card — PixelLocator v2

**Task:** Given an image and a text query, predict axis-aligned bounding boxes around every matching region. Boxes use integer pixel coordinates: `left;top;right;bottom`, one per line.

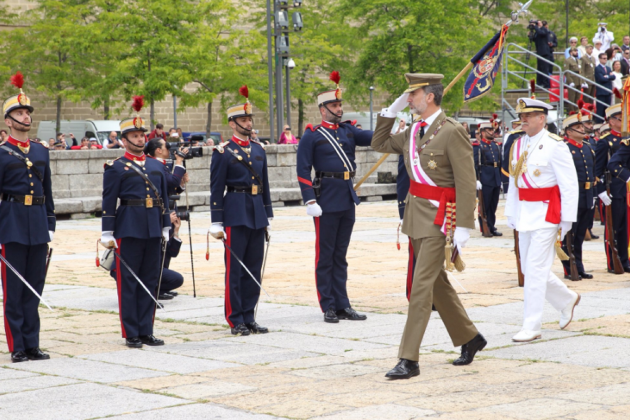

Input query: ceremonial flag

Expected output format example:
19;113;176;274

463;24;510;103
622;75;630;137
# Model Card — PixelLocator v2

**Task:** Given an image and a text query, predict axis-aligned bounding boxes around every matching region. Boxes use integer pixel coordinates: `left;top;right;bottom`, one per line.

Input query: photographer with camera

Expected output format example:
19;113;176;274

145;138;189;194
157;211;185;300
528;20;552;89
593;23;614;52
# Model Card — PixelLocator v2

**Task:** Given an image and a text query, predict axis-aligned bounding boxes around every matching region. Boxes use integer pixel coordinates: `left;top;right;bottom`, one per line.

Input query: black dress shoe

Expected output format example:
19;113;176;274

25;347;50;361
167;291;178;296
231;324;251;336
624;266;630;273
158;293;174;300
125;337;142;348
336;307;367;321
589;230;599;240
385;359;420;379
139;335;164;346
492;231;503;236
11;351;29;363
245;322;269;334
578;272;594;279
564;274;582;281
324;309;339;323
453;333;487;366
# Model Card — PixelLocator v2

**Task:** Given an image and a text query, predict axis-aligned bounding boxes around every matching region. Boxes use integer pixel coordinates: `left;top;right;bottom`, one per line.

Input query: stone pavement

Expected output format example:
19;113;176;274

1;201;629;419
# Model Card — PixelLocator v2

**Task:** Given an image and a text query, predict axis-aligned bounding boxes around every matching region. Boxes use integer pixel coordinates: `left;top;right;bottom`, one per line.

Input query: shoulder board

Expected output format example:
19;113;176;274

214;141;229;154
509;129;524;134
341;119;357;126
32;140;49;149
445;117;460;125
103;157;122;169
251;139;266;150
548;133;563;141
471;141;480;146
600;133;610;139
306;123;321;132
622;139;630;146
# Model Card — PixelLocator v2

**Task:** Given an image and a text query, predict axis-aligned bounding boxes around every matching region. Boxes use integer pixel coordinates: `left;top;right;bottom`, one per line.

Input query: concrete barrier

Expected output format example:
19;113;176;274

50;145;399;217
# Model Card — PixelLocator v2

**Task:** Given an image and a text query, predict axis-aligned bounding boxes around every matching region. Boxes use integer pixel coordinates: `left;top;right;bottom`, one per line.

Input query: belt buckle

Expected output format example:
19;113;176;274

344;171;350;180
251;185;258;195
494;163;497;167
24;195;33;206
146;198;153;208
585;182;591;190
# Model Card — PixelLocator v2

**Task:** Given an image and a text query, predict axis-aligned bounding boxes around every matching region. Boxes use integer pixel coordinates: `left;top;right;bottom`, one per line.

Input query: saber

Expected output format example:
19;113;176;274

0;253;54;311
115;251;165;310
222;238;271;298
155;238;168;312
184;179;197;298
255;229;272;319
44;247;53;281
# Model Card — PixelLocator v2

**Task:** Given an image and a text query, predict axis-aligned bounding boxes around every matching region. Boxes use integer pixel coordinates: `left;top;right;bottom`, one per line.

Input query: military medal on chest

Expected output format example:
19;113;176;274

427;152;438;170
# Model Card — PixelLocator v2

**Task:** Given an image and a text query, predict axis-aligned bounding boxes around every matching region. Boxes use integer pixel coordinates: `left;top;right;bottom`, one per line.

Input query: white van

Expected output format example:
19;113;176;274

36;120;121;145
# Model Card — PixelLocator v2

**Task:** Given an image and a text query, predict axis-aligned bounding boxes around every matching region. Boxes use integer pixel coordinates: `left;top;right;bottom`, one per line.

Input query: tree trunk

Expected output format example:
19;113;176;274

407;44;414;73
56;95;61;134
298;98;304;135
103;96;110;120
206;101;212;138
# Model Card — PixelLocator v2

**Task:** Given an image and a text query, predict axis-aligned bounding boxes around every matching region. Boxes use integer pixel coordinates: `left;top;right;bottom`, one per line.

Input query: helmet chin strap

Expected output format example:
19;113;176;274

7;114;31;128
122;135;145;150
233;119;252;135
323;104;343;122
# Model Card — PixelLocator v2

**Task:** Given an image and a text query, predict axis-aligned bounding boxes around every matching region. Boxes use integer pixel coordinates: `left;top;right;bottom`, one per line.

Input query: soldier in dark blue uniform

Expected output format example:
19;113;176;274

100;97;171;348
296;71;373;323
474;121;503;236
578;104;600;241
560;113;596;279
0;73;55;363
209;86;273;336
501;121;524;195
595;103;630;273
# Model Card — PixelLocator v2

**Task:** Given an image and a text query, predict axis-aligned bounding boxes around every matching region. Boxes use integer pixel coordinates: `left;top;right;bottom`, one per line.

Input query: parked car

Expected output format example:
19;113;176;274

182;131;224;145
37;120;121;146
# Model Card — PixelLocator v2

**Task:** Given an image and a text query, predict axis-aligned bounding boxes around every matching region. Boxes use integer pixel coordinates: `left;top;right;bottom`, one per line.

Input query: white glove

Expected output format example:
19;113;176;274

560;221;572;240
162;227;170;242
100;231;117;249
581;83;588;88
381;93;409;118
210;223;225;240
476;180;482;190
598;191;612;206
49;231;54;242
306;202;323;217
266;219;272;231
453;227;471;253
569;83;575;88
507;217;516;229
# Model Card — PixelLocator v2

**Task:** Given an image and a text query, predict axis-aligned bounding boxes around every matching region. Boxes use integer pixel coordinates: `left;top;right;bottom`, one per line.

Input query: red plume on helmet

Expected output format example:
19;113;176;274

329;71;340;87
10;71;24;91
131;95;144;113
239;85;249;101
583;103;595;112
529;79;536;99
577;99;585;110
613;88;622;99
568;111;577;115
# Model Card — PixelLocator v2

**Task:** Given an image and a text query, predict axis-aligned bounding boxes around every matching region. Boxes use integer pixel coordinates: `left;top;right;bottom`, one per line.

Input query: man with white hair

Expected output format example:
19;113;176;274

565;37;582;59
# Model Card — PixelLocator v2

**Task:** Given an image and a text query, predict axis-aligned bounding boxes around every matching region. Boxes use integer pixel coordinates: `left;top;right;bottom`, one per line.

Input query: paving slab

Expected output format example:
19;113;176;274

3;357;169;383
0;382;184;420
82;350;239;374
0;374;79;395
312;403;436;419
107;403;280;419
163;380;257;399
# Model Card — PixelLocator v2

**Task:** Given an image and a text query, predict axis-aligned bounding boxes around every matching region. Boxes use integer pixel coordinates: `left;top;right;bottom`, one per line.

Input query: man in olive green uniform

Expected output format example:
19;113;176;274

564;48;581;112
371;74;486;380
580;45;597;103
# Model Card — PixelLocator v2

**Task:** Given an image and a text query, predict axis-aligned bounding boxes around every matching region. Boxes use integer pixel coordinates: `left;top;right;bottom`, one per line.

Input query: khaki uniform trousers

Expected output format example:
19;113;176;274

399;235;478;361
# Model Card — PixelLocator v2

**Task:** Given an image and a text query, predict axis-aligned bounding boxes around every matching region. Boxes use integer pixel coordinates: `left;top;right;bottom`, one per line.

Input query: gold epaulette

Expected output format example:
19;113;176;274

33;140;49;149
600;133;611;139
622;139;630;146
509;129;524;135
214;141;230;154
251;139;266;150
549;133;563;142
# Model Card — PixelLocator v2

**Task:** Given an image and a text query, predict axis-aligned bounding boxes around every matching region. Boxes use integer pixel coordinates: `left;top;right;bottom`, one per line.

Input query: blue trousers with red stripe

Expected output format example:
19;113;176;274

0;243;47;352
115;237;161;338
223;226;265;327
313;208;354;312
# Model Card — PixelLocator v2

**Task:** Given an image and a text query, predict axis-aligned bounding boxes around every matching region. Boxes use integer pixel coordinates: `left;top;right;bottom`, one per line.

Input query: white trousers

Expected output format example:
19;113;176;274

519;227;575;331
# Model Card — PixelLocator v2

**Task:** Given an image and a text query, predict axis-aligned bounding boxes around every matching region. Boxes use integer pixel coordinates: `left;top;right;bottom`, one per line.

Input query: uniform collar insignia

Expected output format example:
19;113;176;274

481;138;493;145
566;137;583;148
124;151;146;162
321;121;339;130
231;135;250;147
7;136;30;149
610;129;621;137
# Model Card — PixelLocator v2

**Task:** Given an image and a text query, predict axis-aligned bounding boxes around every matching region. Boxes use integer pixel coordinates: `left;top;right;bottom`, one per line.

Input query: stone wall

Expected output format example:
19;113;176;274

51;145;399;217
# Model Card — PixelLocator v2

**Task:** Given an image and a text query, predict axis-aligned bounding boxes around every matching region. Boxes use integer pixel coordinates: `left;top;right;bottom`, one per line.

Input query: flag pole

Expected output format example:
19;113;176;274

354;1;532;192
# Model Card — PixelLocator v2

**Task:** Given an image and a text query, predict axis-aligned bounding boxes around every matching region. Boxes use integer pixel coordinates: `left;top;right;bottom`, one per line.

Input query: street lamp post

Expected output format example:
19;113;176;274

173;94;177;129
369;86;374;131
266;0;275;143
285;59;293;128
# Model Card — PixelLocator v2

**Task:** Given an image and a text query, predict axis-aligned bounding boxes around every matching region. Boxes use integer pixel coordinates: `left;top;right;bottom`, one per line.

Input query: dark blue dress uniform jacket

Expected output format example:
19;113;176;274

0;141;55;245
296;121;373;212
102;154;171;238
608;136;630;186
474;139;502;187
210;140;273;229
596;132;625;198
566;139;595;209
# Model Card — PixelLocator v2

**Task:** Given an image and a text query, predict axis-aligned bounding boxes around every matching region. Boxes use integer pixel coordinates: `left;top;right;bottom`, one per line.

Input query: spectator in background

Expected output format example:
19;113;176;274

593;23;614;52
176;128;184;139
103;131;123;149
71;137;90;150
581;45;597;102
544;21;558;65
47;138;55;148
605;48;615;69
461;122;470;137
0;129;8;144
168;128;177;136
578;36;589;57
148;123;167;141
278;125;297;144
595;52;616;122
622;35;630;51
564;47;581;112
89;137;103;149
528;20;551;88
565;37;581;59
592;40;603;60
53;139;65;150
611;60;623;91
620;48;630;75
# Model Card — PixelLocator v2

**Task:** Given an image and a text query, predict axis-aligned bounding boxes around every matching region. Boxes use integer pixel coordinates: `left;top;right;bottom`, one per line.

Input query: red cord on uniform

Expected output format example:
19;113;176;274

396;222;401;250
95;239;100;267
206;231;210;261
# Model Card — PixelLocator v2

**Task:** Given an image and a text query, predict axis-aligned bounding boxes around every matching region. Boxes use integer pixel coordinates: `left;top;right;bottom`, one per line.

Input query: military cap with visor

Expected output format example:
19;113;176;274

119;96;148;135
3;71;34;118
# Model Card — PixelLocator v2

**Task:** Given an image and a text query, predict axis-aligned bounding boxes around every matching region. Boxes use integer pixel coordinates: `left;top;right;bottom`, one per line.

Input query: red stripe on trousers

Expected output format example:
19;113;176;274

314;217;323;311
115;238;127;338
224;227;234;327
406;240;414;301
1;246;14;352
